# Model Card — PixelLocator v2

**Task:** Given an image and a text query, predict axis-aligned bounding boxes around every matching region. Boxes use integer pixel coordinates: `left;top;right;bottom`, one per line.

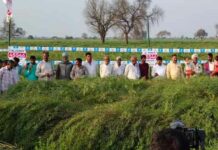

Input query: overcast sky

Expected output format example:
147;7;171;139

0;0;218;38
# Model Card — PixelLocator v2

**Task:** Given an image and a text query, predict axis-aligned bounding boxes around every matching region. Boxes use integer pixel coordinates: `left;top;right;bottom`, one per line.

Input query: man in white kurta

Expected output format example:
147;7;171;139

152;56;166;78
0;60;15;92
112;56;126;76
36;51;54;81
100;55;113;78
124;56;140;80
192;54;203;76
83;52;98;77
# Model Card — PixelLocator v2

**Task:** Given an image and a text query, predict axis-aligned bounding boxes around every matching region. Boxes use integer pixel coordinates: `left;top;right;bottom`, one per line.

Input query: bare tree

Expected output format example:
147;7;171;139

84;0;116;44
81;33;88;39
0;18;26;38
146;6;164;46
195;29;208;40
114;0;149;44
130;24;147;40
15;27;26;38
156;30;171;38
28;35;34;39
0;18;16;38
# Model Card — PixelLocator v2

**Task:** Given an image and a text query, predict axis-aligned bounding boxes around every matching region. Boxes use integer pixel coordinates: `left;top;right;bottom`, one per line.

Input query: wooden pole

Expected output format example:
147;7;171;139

147;18;151;48
8;18;11;46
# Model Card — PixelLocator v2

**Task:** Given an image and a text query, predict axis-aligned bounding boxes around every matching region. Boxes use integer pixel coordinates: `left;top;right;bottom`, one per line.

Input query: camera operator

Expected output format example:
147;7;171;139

150;121;205;150
150;128;190;150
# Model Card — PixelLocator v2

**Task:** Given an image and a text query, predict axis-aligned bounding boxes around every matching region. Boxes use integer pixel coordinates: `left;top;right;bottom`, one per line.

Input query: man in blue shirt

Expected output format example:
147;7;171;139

24;56;38;81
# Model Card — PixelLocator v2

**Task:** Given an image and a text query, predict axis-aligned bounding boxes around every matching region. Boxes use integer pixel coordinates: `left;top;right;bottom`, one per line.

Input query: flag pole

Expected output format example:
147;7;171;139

8;18;11;46
3;0;13;46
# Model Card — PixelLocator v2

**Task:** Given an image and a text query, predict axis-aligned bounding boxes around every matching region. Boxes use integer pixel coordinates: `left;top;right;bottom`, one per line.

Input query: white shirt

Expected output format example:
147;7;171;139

83;61;98;77
36;60;54;81
209;62;215;72
112;63;126;76
0;66;15;92
166;62;184;80
100;63;113;78
193;62;203;74
124;63;140;80
13;66;20;84
152;64;166;78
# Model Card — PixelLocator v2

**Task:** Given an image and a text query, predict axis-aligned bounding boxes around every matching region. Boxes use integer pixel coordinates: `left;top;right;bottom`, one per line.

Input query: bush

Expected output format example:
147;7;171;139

0;77;218;149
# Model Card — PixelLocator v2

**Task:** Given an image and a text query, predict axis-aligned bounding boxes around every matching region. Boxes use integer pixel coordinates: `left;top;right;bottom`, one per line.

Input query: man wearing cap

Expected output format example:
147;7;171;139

152;56;166;78
36;51;55;81
112;56;126;76
167;54;184;80
70;58;88;80
204;53;214;76
124;56;140;80
192;54;203;76
83;52;98;77
100;55;113;78
56;52;73;80
0;60;15;93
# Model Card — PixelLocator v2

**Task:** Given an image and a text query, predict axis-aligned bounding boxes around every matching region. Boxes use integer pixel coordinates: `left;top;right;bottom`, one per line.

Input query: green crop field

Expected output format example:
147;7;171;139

1;39;218;61
1;39;218;48
0;77;218;150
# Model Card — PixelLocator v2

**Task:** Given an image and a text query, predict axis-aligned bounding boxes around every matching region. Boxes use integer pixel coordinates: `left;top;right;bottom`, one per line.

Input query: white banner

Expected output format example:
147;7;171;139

8;46;27;60
142;49;158;65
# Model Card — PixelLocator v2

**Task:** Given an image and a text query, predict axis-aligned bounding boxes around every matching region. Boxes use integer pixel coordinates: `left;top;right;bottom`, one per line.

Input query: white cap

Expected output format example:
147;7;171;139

170;120;185;129
191;54;198;60
141;51;147;56
116;56;121;60
62;52;69;57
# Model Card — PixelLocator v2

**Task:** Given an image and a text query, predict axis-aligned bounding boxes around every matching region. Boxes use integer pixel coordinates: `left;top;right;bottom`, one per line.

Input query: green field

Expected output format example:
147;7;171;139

1;39;218;48
0;77;218;150
1;39;218;61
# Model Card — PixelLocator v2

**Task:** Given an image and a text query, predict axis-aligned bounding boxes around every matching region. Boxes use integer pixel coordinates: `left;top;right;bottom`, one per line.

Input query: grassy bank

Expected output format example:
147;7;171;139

0;77;218;149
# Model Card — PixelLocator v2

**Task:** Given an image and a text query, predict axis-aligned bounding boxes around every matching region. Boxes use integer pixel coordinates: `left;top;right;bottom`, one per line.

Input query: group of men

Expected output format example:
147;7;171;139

0;51;218;93
159;53;218;80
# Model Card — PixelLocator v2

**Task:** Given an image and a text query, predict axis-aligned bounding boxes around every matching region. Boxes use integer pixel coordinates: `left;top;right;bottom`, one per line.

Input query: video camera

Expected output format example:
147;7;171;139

170;121;206;150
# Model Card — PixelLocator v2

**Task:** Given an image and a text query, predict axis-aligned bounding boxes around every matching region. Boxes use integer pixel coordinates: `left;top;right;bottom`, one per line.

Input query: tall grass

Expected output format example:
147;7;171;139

0;77;218;149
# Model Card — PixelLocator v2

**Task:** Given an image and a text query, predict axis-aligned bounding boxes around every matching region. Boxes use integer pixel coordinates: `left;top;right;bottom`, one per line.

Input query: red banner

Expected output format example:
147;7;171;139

8;50;27;60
